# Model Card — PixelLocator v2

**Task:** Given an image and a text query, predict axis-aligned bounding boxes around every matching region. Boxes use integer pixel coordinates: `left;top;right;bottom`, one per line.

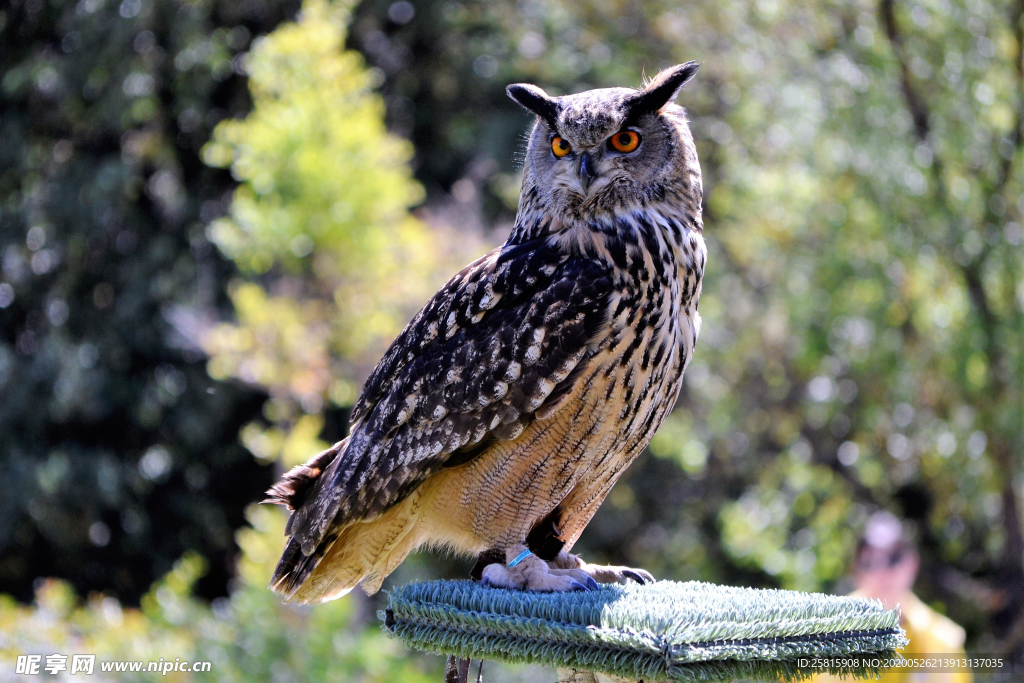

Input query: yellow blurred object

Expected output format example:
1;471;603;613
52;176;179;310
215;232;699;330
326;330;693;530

808;590;972;683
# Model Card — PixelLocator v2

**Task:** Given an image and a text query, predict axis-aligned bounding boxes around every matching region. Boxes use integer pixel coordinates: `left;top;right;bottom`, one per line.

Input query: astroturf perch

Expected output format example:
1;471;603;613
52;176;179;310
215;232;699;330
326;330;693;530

380;579;908;682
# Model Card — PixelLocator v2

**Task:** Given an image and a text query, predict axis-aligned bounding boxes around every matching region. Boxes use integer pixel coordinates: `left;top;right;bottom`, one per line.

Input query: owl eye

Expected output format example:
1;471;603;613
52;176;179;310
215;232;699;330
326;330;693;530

609;130;641;153
551;136;572;158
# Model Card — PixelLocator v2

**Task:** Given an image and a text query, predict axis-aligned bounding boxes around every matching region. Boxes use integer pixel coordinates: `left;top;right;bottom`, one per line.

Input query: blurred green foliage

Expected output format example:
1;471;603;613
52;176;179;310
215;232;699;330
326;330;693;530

0;507;441;682
0;0;302;602
197;0;480;468
1;0;1023;675
202;0;424;277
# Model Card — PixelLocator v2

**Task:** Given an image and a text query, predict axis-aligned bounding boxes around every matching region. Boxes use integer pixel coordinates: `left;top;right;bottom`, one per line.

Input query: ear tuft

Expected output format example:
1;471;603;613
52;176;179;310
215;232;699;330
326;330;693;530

507;83;559;125
625;61;700;121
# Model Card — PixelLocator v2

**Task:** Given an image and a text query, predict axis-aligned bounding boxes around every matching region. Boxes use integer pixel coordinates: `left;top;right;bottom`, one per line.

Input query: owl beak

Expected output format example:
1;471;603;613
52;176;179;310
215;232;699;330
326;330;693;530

578;152;598;192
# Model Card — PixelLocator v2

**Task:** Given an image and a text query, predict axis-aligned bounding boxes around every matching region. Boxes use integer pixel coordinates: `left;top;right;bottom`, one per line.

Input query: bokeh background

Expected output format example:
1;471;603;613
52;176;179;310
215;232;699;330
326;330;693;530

1;0;1023;679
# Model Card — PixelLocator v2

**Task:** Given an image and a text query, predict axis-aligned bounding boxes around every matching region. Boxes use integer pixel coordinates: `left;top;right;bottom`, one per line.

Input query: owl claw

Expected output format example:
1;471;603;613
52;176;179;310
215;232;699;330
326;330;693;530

580;564;656;585
549;551;656;586
621;569;655;585
479;551;595;592
477;549;655;592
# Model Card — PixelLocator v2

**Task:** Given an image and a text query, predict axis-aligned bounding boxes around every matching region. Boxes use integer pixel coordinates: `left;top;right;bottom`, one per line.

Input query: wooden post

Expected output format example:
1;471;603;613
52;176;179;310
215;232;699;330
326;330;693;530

555;668;639;683
444;659;638;682
444;656;471;683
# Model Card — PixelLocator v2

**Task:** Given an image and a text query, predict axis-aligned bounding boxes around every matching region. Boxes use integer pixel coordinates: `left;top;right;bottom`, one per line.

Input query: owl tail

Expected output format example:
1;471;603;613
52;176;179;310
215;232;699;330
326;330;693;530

263;438;349;601
263;438;422;603
262;438;348;519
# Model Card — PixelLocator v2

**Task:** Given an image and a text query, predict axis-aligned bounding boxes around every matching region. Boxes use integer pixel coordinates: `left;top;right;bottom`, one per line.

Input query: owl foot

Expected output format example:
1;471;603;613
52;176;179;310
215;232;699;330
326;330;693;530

549;550;655;585
480;546;597;592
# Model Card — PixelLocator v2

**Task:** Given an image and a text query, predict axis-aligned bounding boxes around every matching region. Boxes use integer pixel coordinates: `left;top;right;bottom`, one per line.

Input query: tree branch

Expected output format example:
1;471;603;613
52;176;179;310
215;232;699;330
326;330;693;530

877;0;1009;399
879;0;1024;627
878;0;947;206
994;0;1024;192
878;0;928;141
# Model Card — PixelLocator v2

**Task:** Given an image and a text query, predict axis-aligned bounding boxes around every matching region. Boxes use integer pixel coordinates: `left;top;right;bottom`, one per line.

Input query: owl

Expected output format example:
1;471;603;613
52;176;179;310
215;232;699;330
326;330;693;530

264;62;706;601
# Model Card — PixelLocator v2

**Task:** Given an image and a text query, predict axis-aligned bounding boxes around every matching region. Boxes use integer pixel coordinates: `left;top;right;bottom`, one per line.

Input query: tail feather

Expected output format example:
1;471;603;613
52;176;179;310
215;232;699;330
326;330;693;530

269;489;426;603
262;438;348;513
269;531;340;600
263;435;426;604
264;438;347;599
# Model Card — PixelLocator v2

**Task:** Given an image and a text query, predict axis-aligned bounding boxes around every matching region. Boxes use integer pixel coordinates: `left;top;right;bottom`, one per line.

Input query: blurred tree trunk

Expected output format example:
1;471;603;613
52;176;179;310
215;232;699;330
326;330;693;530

879;0;1024;649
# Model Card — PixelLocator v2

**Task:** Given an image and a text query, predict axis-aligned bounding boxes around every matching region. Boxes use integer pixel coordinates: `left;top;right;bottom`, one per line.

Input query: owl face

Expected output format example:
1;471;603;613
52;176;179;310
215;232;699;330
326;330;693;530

508;63;701;221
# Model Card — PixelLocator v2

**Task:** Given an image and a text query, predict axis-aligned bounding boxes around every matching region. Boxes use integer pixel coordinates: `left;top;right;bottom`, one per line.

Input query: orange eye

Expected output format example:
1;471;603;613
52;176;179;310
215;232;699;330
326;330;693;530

551;136;572;158
610;130;640;153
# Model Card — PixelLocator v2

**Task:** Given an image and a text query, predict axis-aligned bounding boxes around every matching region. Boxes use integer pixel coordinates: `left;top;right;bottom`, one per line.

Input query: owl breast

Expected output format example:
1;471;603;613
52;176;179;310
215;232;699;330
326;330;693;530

364;206;706;560
482;205;705;549
585;207;705;459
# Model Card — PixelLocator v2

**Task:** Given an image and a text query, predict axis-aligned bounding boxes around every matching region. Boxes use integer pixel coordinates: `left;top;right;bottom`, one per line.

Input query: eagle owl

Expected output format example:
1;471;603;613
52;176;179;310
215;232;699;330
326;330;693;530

265;62;706;601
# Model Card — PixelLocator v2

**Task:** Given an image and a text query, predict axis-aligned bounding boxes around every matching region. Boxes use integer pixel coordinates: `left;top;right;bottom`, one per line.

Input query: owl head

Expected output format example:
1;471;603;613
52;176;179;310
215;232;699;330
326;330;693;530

507;63;701;226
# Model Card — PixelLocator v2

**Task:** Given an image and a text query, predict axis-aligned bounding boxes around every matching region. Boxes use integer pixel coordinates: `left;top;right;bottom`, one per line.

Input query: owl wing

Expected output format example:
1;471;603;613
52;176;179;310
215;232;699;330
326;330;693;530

285;239;614;557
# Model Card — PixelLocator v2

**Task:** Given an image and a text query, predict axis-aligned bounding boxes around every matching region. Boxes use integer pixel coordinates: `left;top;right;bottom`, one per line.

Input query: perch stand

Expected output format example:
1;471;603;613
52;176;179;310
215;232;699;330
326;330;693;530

380;579;908;682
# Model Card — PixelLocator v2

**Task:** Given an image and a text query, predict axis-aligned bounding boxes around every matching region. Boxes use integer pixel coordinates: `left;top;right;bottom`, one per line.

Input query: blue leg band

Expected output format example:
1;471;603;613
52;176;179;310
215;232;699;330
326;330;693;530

507;550;532;568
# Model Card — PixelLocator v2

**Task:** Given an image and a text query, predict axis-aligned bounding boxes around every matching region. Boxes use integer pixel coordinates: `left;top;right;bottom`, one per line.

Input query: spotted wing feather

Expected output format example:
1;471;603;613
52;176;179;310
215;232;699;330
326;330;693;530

282;240;613;561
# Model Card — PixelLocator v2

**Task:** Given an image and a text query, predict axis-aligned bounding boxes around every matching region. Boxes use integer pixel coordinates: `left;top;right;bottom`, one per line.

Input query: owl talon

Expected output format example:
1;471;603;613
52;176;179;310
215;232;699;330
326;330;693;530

550;551;656;586
478;550;596;592
621;569;654;585
584;576;600;591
